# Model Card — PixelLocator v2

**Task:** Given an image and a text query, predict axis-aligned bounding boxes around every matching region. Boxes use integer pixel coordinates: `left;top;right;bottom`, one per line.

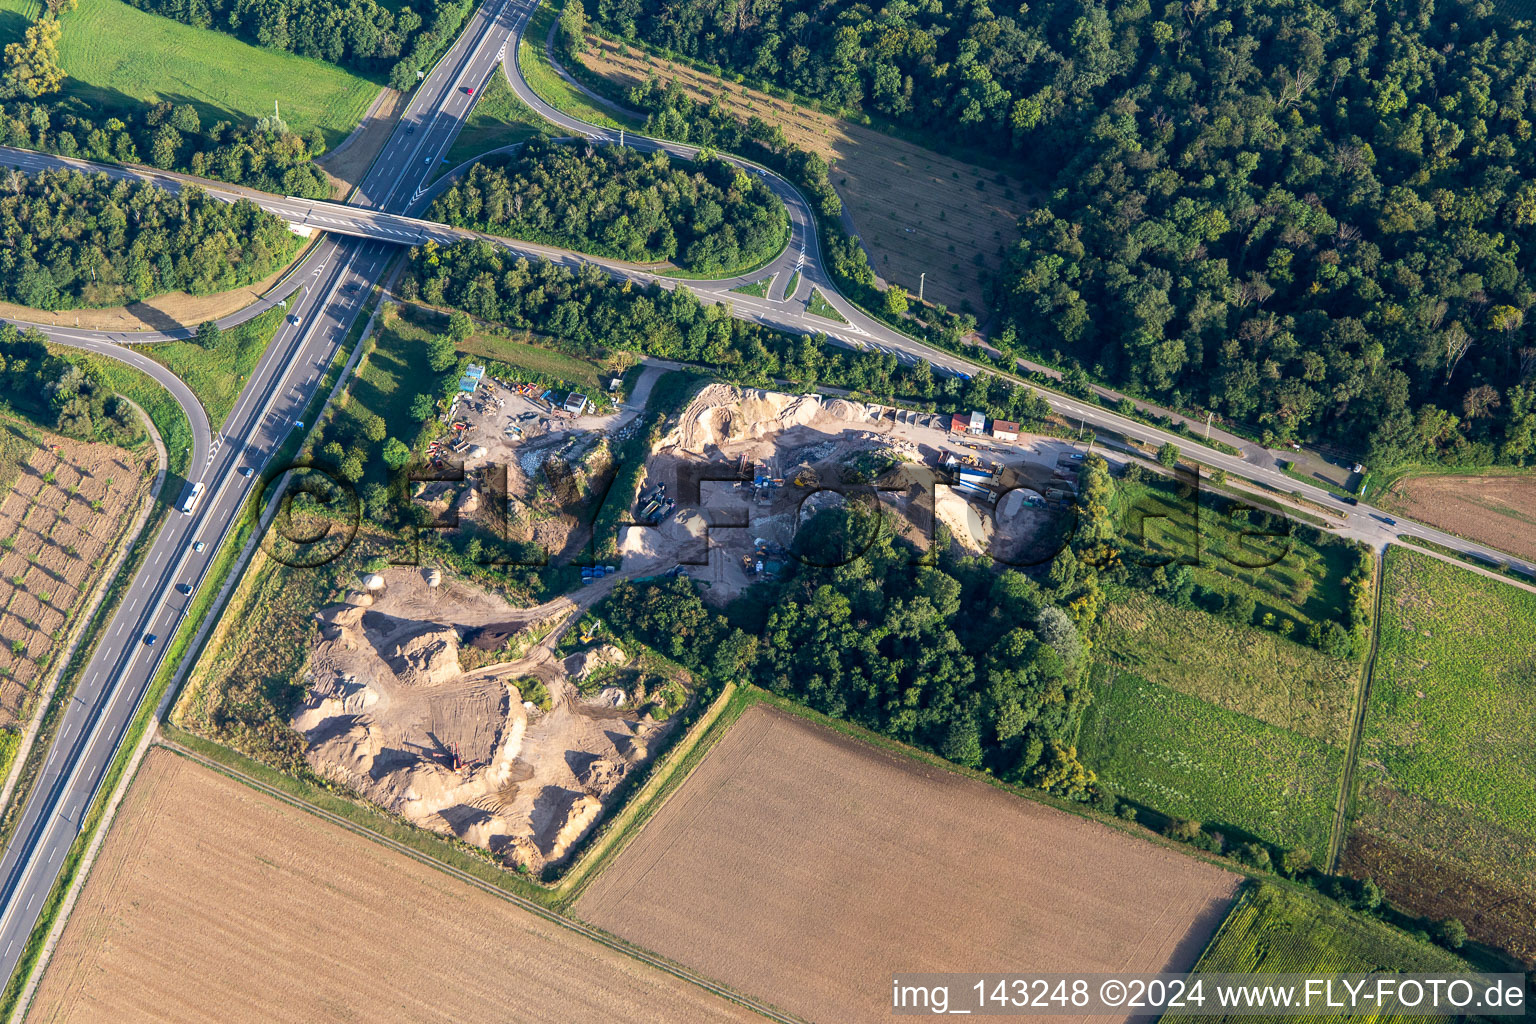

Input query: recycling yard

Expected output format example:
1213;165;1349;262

417;374;1087;603
618;383;1087;600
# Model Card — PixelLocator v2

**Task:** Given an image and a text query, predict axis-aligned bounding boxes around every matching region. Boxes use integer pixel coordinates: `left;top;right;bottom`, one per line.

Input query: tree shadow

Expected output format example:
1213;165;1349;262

116;301;184;334
0;9;30;50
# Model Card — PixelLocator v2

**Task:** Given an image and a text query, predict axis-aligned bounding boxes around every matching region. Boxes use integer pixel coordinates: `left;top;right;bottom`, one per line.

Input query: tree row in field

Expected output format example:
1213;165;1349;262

428;138;787;274
119;0;473;88
0;168;299;310
582;0;1536;469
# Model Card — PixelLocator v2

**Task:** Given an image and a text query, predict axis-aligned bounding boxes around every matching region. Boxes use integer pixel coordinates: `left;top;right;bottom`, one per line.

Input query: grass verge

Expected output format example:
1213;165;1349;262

730;277;771;298
517;3;632;131
780;269;800;300
441;65;552;169
0;273;386;1017
805;288;846;323
141;300;294;430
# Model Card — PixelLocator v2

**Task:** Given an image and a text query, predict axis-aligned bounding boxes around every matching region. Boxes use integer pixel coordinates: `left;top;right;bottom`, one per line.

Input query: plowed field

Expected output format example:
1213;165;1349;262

1378;472;1536;562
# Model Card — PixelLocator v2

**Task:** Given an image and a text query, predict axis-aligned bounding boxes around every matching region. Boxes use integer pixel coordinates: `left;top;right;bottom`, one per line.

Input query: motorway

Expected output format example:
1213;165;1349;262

0;0;529;984
3;0;1536;993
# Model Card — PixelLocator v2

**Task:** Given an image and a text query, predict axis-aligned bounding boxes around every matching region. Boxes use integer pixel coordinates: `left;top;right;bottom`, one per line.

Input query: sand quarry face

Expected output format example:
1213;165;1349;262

663;382;877;455
291;568;669;871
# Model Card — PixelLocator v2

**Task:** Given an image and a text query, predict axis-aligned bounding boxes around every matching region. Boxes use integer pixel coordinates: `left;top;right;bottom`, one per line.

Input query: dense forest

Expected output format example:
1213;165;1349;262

120;0;473;87
0;169;299;310
0;324;141;442
586;0;1536;467
0;98;331;197
429;138;787;274
400;237;1053;425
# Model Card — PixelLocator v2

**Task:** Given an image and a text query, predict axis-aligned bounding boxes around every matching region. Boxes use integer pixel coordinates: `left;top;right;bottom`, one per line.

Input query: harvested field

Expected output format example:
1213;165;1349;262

26;748;763;1024
577;37;1036;313
575;704;1240;1024
0;416;150;725
1378;471;1536;562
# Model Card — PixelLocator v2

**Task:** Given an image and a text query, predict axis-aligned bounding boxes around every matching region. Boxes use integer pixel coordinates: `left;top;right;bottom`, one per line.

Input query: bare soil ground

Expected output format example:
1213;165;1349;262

574;705;1240;1024
25;748;763;1024
579;38;1037;313
0;418;150;722
317;86;407;198
1378;472;1536;562
291;566;678;871
0;259;299;333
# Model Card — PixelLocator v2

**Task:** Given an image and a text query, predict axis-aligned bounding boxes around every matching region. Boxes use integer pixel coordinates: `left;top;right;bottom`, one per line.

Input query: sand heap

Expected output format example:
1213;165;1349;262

290;568;674;871
667;384;825;454
934;488;994;553
824;398;873;422
386;626;461;687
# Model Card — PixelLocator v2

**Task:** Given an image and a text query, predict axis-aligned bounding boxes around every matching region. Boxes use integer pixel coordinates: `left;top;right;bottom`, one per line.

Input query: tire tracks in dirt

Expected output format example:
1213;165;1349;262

1326;550;1387;872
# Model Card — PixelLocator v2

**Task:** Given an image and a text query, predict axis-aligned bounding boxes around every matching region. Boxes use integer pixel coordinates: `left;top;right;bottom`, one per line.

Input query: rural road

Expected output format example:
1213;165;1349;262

2;0;1536;997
